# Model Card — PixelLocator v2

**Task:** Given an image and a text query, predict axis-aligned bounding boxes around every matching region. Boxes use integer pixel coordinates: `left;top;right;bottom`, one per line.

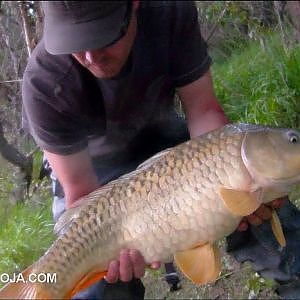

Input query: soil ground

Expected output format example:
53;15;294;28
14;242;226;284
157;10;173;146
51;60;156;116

143;245;279;299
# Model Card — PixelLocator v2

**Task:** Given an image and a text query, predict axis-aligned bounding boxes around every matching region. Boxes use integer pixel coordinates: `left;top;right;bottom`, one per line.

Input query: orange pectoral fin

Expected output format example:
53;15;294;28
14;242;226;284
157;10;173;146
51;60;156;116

66;270;107;299
219;187;262;216
0;265;51;300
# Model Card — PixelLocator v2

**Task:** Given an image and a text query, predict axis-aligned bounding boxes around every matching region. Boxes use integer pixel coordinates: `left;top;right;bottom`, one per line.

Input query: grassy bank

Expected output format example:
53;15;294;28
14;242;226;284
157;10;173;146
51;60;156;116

213;34;300;128
0;152;54;288
0;198;54;278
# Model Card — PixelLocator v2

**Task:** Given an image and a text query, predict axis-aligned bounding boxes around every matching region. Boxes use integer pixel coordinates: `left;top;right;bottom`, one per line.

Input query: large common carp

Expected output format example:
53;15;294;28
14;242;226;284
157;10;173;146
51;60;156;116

1;123;300;299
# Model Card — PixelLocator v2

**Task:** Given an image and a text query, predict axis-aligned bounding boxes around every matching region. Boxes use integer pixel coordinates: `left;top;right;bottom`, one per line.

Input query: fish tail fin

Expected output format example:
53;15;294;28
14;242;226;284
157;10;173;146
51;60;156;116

0;265;51;299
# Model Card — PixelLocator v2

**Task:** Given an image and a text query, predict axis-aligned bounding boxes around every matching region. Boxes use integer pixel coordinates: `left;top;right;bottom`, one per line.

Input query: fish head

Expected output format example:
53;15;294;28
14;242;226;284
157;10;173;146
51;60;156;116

241;127;300;185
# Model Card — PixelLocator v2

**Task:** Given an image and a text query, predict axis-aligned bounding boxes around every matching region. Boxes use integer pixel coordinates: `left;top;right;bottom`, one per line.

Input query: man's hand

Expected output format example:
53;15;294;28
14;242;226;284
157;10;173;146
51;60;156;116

105;249;160;283
237;197;287;231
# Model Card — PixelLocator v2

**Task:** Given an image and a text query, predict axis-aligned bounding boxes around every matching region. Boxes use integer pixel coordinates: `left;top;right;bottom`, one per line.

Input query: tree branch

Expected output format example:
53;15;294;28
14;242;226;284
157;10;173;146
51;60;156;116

0;16;19;76
274;1;288;53
18;1;34;57
33;1;43;46
0;79;22;84
206;2;229;44
0;121;32;190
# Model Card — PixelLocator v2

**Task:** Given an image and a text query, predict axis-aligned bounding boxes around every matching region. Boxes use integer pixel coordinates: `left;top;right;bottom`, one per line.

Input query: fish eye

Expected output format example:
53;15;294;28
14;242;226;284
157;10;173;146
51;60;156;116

288;132;299;144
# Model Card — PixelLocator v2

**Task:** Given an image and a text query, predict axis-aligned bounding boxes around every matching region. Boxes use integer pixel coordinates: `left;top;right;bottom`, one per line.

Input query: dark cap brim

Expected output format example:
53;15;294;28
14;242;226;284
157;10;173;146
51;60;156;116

44;3;127;55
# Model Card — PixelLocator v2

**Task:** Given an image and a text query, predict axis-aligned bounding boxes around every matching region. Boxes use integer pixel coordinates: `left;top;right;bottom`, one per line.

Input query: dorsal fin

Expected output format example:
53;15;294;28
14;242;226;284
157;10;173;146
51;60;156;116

98;147;172;184
54;206;81;235
136;147;172;171
54;184;125;236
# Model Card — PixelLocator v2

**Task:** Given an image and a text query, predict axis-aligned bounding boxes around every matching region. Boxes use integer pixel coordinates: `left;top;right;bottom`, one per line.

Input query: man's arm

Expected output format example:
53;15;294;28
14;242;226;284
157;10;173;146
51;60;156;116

44;149;99;208
177;69;229;138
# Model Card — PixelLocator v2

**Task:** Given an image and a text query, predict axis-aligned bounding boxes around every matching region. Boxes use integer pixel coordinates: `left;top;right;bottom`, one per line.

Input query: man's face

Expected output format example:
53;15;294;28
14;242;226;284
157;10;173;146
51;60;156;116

72;8;137;79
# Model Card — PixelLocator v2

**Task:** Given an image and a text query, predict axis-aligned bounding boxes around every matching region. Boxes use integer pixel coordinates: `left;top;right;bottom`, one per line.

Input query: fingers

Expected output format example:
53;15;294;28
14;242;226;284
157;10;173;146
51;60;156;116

237;219;248;231
246;205;272;226
105;249;150;284
150;261;161;269
129;249;146;279
266;197;287;209
254;204;272;220
119;249;133;282
105;260;119;283
246;213;263;226
238;198;287;230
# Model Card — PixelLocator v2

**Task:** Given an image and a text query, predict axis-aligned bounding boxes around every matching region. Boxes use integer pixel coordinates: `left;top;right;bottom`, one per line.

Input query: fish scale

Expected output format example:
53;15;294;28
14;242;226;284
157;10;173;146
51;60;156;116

1;123;300;299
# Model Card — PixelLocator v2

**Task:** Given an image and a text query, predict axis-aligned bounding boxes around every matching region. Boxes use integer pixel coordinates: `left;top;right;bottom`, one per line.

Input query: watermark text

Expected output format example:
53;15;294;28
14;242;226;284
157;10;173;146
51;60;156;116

0;273;57;284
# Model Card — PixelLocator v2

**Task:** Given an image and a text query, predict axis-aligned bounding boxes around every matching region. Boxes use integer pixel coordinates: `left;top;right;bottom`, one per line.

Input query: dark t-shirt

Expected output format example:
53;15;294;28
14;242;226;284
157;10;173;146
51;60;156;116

22;1;211;166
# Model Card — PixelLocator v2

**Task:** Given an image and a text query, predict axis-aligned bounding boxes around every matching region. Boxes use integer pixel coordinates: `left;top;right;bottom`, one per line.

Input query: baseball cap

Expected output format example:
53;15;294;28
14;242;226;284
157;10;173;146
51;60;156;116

42;1;131;55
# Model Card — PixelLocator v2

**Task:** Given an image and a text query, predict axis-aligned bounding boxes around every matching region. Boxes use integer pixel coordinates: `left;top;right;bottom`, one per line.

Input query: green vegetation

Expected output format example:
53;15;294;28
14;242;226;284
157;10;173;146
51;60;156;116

246;272;276;297
0;198;54;277
213;33;300;128
0;153;54;288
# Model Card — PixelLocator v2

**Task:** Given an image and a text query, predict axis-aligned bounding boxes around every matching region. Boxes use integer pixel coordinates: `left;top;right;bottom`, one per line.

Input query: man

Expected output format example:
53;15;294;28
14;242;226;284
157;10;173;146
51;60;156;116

22;1;287;299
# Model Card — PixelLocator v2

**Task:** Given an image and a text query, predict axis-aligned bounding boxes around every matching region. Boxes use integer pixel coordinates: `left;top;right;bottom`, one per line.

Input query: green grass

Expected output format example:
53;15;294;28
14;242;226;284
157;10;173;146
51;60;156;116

0;197;54;288
0;197;54;286
0;150;54;288
212;34;300;128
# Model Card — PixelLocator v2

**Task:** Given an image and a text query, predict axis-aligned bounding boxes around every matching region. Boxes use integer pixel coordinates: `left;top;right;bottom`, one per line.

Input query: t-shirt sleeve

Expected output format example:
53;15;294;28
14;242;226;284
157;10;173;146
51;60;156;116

22;51;88;155
169;1;212;87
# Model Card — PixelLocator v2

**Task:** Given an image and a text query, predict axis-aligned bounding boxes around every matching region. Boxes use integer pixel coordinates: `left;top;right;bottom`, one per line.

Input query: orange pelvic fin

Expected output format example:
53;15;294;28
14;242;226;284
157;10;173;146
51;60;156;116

66;269;107;299
174;243;221;285
0;265;50;299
